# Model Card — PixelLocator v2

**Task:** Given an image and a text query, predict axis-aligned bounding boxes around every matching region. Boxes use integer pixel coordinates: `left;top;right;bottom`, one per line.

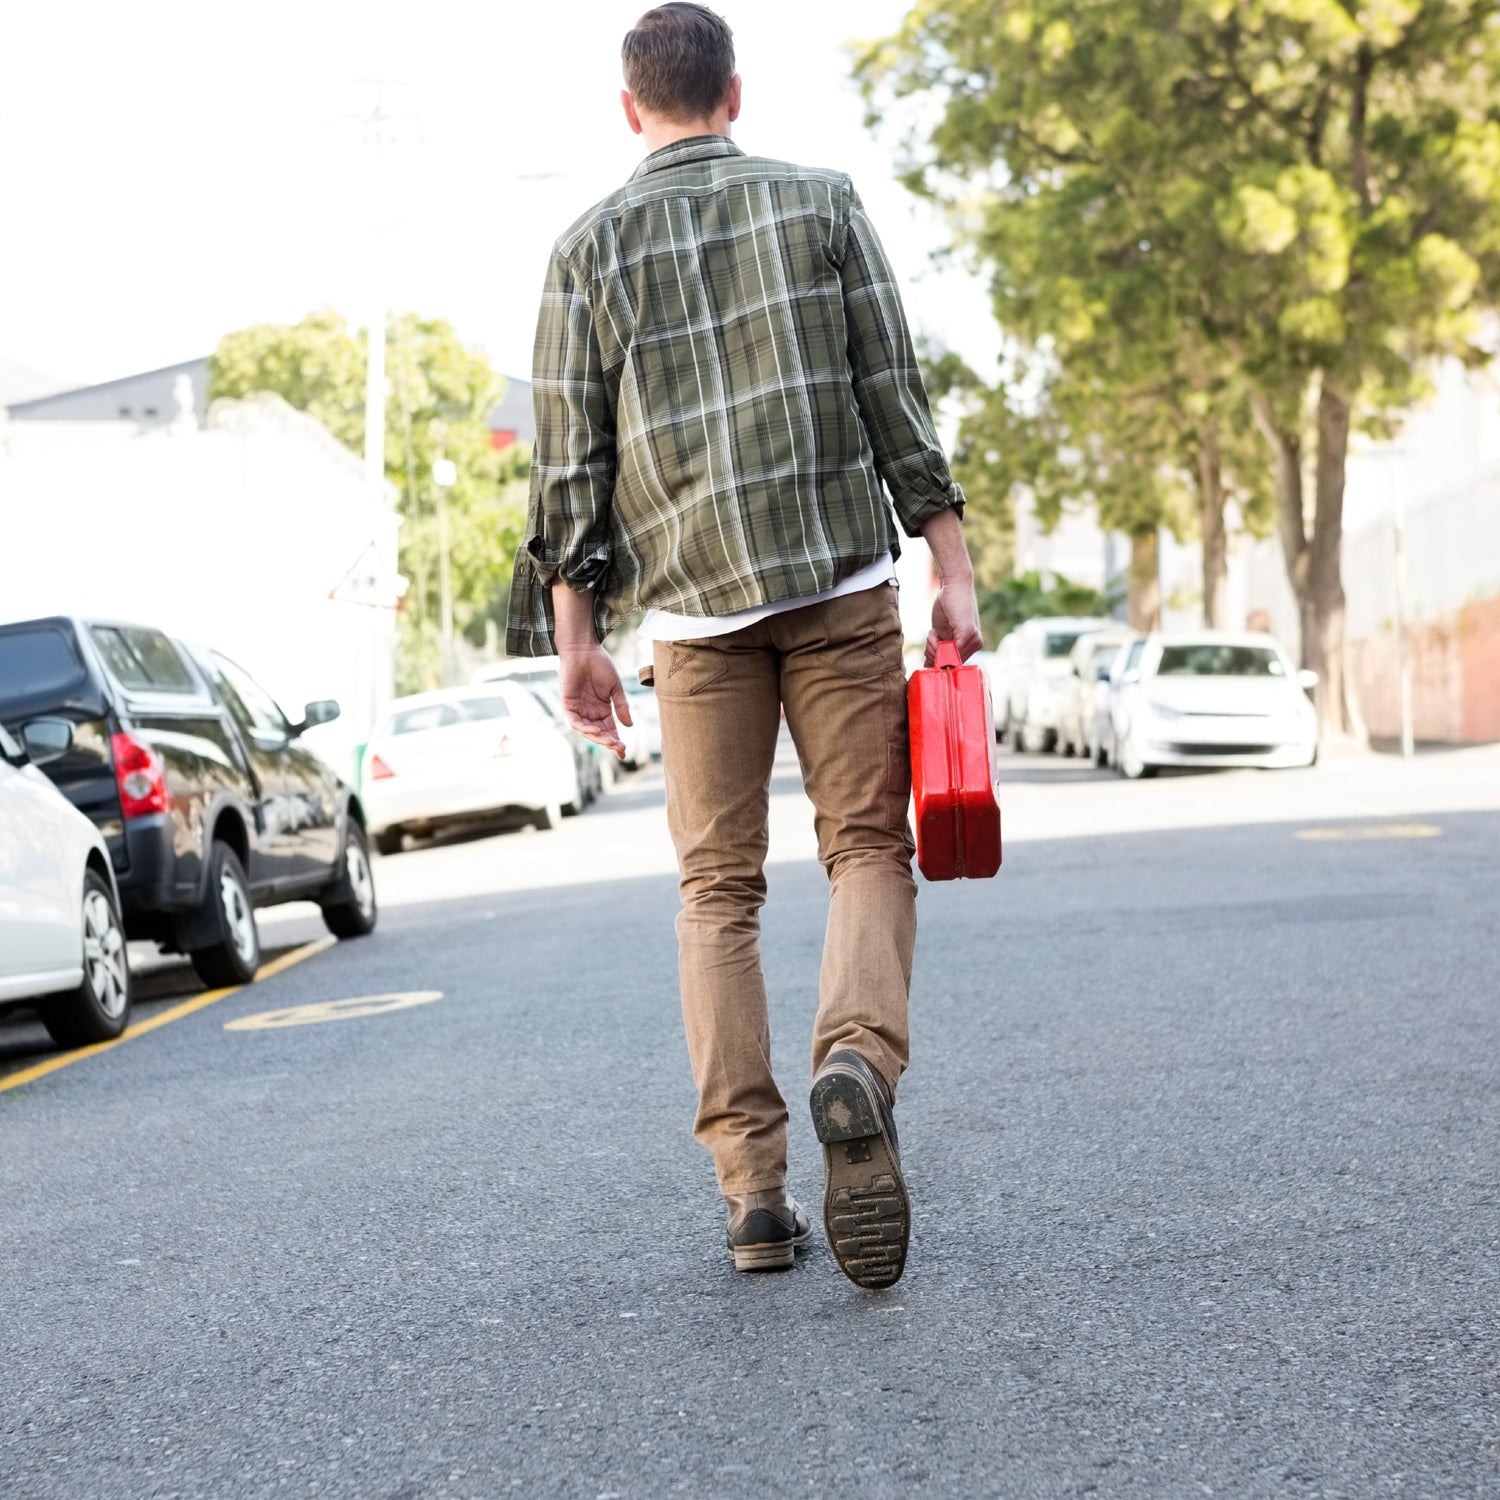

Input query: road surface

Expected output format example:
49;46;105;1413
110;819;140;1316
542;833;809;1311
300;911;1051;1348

3;744;1497;1499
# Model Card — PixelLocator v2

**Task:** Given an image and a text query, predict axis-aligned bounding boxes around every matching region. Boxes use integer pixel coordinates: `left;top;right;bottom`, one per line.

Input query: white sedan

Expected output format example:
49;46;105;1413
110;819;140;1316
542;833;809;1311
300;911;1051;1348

1108;633;1319;780
0;718;132;1047
362;684;583;854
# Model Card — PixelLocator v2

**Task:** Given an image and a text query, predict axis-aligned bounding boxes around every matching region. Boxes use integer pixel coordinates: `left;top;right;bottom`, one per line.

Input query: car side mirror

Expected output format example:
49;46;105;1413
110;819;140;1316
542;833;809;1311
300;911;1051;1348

22;717;74;766
293;699;341;735
1297;669;1319;690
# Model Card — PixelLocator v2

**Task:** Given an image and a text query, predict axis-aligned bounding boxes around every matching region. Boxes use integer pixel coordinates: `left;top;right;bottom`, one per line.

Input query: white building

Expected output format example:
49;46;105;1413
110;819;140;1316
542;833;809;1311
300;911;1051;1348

0;385;401;774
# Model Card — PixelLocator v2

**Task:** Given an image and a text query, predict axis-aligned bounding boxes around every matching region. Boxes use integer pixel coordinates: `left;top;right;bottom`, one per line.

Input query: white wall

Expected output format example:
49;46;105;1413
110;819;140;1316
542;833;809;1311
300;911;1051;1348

0;394;400;774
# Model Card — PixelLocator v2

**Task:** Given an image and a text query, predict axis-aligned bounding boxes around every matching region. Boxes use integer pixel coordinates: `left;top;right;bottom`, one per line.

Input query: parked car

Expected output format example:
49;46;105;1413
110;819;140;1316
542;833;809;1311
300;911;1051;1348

1057;628;1138;760
1094;637;1148;767
986;635;1022;742
0;718;132;1047
524;680;610;805
1007;617;1109;752
361;683;582;852
1105;632;1319;779
0;616;377;988
476;654;650;773
621;680;662;767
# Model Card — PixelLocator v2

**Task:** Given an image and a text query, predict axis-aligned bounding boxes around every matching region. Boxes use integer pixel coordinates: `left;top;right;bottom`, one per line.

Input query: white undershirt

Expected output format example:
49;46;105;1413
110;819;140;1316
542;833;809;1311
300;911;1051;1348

636;554;897;643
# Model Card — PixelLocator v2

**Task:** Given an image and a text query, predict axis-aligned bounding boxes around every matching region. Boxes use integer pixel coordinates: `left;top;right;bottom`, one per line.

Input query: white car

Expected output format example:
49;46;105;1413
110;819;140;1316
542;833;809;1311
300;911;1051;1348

986;635;1022;741
1107;632;1319;779
475;655;658;769
0;718;132;1047
620;680;662;768
1057;628;1138;760
1008;617;1109;753
362;684;583;853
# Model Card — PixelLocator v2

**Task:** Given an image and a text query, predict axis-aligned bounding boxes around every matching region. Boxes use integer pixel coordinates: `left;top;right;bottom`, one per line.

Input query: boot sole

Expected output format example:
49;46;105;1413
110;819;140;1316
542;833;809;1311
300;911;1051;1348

729;1240;797;1272
810;1065;909;1288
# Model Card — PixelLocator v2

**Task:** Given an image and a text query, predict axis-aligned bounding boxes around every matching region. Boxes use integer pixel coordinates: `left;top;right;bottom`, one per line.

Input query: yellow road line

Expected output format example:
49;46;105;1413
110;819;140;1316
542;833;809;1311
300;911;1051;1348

0;937;335;1096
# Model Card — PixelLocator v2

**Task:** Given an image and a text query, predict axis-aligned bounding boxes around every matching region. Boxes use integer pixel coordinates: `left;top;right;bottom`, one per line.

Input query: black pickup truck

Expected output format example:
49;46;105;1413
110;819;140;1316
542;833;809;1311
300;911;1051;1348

0;616;377;986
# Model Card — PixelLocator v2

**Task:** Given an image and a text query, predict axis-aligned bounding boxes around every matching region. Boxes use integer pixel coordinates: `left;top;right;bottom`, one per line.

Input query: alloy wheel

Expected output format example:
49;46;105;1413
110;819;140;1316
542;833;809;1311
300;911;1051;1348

220;867;257;962
82;889;129;1021
346;840;376;920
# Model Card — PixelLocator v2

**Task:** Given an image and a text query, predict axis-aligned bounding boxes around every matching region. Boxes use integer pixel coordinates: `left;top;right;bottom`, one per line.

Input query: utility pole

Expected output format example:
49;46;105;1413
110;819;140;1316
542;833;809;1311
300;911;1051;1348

433;453;458;684
360;80;397;512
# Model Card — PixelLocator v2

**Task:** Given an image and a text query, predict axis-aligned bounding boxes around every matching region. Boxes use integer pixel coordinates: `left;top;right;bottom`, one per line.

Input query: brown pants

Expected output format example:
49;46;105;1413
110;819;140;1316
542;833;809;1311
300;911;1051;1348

653;583;917;1194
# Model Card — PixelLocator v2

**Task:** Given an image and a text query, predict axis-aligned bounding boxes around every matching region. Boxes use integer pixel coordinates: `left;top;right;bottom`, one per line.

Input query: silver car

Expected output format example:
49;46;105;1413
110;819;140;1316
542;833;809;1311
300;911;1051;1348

1057;628;1138;760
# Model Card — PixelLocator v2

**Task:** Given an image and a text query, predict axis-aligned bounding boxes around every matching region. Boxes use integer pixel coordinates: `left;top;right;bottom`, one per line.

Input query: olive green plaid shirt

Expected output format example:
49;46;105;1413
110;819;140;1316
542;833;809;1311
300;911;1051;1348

505;134;964;655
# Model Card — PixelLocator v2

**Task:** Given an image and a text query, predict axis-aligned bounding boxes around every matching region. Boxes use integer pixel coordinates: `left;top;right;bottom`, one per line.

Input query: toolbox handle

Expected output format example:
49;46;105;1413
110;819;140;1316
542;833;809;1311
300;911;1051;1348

935;639;963;670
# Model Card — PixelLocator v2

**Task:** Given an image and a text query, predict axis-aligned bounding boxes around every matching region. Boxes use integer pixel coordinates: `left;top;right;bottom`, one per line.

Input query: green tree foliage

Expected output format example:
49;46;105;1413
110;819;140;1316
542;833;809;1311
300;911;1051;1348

982;569;1121;638
860;0;1500;735
209;310;529;691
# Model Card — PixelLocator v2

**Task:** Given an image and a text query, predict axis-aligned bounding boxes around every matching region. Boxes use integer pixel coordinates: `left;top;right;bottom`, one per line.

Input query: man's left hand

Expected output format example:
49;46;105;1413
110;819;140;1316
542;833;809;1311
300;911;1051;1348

558;646;633;759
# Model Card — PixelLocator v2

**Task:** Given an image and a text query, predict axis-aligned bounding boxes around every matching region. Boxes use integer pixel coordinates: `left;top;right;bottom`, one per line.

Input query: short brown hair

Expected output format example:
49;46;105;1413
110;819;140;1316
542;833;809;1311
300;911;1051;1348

623;4;735;122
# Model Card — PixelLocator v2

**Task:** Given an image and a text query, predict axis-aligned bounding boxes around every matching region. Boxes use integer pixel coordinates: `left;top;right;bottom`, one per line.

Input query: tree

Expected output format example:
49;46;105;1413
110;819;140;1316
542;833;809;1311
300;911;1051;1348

209;310;530;691
859;0;1500;736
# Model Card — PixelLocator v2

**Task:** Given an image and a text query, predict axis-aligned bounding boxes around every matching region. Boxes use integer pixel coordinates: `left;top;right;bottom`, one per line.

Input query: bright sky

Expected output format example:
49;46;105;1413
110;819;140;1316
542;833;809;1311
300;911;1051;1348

1;0;998;392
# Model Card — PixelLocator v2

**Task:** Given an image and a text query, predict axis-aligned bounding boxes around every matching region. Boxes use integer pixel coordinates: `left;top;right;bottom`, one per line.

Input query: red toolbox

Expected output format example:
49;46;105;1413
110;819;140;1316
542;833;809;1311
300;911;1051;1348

908;640;1002;881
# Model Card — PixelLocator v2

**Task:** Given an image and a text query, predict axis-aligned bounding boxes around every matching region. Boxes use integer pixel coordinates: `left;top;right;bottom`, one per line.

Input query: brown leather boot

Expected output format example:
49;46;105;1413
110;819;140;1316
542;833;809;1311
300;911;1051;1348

809;1049;909;1289
724;1189;812;1272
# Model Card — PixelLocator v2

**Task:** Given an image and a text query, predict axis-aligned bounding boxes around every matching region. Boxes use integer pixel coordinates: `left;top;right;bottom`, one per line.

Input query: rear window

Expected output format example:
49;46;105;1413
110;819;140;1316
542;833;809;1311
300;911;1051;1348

0;626;87;709
89;625;198;693
386;696;511;735
1157;645;1283;677
1045;630;1088;658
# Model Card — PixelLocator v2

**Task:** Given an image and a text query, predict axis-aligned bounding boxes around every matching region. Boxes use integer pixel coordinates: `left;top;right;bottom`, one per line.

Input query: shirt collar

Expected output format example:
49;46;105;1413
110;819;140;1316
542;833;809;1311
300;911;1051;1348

630;134;745;180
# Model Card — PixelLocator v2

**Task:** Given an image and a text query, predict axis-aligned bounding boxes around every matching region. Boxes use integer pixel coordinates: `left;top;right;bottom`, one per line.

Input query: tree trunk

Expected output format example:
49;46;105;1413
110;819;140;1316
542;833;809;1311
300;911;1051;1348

1127;529;1160;632
1197;415;1227;629
1251;380;1362;742
1249;387;1314;652
1308;379;1360;740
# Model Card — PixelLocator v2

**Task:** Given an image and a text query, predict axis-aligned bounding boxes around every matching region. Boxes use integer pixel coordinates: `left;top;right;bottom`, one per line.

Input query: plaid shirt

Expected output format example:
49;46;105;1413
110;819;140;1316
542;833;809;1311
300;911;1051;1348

505;135;964;655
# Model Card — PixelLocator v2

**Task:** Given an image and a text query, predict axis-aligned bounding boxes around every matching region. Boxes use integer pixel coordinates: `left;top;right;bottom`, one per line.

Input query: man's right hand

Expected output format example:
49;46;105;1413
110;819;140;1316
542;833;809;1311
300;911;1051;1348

558;645;633;760
926;580;984;666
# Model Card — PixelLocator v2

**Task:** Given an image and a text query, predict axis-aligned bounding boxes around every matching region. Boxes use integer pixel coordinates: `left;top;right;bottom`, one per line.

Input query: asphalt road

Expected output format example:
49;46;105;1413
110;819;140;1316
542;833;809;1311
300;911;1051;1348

3;748;1498;1499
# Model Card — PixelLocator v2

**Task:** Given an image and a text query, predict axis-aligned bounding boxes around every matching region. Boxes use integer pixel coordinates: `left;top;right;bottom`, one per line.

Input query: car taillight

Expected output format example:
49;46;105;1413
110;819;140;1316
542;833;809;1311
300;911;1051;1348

494;736;513;757
111;731;169;818
368;754;395;780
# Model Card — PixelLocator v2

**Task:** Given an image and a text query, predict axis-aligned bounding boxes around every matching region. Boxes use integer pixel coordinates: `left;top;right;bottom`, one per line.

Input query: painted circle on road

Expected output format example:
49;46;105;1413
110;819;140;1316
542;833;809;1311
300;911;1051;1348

225;991;444;1031
1296;823;1442;841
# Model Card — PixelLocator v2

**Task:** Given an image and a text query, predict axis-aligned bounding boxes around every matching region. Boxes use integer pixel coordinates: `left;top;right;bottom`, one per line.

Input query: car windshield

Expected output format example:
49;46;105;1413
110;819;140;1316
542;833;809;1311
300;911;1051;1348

386;696;511;735
1157;644;1284;677
1045;630;1088;658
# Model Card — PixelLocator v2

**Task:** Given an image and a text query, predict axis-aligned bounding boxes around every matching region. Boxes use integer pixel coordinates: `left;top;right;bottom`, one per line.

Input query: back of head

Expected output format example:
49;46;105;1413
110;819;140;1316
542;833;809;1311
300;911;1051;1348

623;3;735;123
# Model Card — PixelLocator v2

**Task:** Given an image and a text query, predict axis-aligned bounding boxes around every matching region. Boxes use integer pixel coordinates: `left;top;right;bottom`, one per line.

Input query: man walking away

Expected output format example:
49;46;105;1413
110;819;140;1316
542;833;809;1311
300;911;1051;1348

506;2;981;1289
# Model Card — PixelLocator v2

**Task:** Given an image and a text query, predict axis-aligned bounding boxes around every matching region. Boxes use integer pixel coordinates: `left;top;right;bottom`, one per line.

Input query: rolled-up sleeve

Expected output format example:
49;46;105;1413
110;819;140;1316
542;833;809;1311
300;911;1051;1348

840;184;966;538
506;248;616;655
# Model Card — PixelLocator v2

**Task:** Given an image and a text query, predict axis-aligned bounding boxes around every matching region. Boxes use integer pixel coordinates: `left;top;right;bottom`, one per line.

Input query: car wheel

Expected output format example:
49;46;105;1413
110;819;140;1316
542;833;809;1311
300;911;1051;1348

1094;738;1109;768
1059;732;1075;758
533;800;563;831
562;766;585;817
1117;734;1157;781
321;821;379;940
190;842;261;988
374;828;403;857
41;871;132;1049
